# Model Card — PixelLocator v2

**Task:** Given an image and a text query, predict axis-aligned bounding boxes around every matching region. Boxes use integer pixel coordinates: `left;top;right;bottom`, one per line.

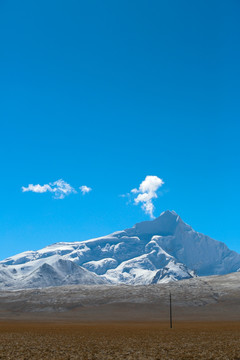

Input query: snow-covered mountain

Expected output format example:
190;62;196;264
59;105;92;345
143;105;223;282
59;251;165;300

1;210;240;289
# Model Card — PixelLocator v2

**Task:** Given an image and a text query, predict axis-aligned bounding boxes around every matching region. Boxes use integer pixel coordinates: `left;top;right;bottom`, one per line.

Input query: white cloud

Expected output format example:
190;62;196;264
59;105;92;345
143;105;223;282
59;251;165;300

22;184;52;194
79;185;92;195
22;179;77;199
50;179;77;199
131;188;138;194
131;175;164;218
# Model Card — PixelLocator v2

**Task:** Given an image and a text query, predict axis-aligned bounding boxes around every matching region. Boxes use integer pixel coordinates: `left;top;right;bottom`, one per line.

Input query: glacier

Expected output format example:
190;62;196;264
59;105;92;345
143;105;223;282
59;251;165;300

1;210;240;289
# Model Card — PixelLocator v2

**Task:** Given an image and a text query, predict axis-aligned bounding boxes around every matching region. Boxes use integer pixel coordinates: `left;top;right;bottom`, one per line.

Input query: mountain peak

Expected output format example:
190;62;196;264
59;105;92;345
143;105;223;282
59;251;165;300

1;210;240;289
126;210;182;236
160;210;178;217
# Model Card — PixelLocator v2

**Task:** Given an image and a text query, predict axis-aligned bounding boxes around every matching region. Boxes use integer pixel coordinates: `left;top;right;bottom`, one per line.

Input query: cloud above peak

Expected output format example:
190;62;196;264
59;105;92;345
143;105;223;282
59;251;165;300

131;175;164;218
79;185;92;195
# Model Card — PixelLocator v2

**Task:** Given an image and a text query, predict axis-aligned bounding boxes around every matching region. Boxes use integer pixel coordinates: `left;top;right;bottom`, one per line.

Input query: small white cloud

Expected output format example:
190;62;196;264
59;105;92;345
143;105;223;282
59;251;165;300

131;188;138;194
79;185;92;195
22;179;76;199
130;175;164;218
22;184;52;193
50;179;77;199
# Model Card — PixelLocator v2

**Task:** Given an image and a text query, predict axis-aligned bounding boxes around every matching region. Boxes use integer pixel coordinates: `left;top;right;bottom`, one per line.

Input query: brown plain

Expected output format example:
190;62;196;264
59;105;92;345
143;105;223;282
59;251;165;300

0;321;240;360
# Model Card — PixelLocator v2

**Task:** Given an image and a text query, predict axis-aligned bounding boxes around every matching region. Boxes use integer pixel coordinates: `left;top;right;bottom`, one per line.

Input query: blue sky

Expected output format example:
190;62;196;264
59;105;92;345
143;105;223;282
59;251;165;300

0;0;240;260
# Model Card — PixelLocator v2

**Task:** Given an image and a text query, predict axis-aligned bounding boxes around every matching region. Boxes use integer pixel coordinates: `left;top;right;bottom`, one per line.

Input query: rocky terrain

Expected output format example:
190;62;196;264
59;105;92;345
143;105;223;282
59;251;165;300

1;270;240;359
0;271;240;322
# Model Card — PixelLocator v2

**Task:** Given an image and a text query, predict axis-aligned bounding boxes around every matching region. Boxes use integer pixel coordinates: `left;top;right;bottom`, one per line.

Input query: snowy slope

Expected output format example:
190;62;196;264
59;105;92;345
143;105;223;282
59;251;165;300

0;257;107;289
1;210;240;289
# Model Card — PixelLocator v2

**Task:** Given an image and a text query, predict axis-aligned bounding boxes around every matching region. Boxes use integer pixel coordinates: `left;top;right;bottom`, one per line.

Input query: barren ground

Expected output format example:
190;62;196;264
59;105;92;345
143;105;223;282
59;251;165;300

0;321;240;360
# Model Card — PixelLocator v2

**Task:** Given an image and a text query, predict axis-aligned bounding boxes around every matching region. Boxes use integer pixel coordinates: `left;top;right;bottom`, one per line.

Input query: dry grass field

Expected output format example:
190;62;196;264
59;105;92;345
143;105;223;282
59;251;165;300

0;322;240;360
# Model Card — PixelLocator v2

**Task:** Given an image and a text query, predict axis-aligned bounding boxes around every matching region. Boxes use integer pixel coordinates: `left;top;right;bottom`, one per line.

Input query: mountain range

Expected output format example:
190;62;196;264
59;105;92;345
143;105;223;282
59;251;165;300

1;210;240;290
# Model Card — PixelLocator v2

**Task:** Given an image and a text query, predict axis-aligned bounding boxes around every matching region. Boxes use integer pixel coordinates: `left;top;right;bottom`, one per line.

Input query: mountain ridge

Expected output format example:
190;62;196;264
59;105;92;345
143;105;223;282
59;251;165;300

1;210;240;289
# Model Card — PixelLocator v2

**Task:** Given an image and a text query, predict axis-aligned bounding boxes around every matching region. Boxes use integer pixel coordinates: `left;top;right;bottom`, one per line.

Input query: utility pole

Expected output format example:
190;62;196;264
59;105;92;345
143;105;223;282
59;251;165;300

169;292;172;329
